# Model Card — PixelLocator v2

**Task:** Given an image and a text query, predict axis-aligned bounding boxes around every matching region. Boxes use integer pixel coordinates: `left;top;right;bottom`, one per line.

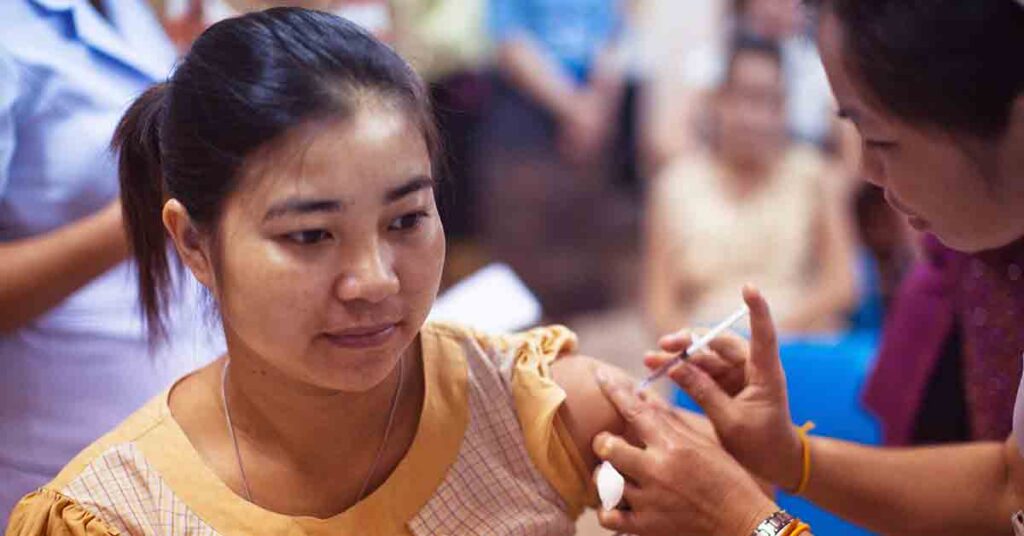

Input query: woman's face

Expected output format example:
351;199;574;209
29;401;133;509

818;10;1024;252
716;51;787;167
207;102;444;392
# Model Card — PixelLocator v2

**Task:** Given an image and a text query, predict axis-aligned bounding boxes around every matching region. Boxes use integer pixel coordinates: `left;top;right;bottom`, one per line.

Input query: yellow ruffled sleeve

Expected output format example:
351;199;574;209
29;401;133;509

4;489;119;536
502;325;599;518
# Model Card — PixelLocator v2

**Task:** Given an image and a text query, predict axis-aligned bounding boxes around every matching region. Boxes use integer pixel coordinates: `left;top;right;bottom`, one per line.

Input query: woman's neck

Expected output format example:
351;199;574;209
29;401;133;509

224;350;410;457
177;339;425;517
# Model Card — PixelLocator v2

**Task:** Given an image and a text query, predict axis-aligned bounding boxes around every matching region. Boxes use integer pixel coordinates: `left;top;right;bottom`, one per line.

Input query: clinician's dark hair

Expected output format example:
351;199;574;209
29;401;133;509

113;8;441;339
807;0;1024;137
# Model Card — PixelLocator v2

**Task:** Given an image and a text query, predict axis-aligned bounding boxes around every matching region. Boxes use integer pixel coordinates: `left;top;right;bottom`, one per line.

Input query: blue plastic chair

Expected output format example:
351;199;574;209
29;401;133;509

675;331;881;536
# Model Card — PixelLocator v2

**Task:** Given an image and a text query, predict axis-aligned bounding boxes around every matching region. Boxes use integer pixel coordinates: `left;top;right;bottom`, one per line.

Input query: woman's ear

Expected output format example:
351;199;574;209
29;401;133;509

162;199;216;291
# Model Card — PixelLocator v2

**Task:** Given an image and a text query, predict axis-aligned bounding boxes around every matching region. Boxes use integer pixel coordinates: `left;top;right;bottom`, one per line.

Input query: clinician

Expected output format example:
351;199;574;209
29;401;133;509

591;0;1024;534
0;0;221;525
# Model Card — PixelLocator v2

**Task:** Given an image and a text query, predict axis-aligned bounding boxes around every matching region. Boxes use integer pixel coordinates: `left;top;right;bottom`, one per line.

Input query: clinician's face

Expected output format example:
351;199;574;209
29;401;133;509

819;10;1024;252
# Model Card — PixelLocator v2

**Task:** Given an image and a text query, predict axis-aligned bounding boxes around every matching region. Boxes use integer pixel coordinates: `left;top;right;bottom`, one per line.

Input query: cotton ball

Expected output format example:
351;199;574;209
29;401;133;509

597;461;625;510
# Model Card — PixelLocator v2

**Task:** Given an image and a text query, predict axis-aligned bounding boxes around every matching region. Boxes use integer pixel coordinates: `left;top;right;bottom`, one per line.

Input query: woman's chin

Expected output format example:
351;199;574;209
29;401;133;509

301;339;410;392
301;359;398;393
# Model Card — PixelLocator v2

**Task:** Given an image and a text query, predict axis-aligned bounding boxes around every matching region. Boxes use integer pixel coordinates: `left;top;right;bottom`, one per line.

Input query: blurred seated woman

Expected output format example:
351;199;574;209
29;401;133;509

645;37;857;336
5;9;638;535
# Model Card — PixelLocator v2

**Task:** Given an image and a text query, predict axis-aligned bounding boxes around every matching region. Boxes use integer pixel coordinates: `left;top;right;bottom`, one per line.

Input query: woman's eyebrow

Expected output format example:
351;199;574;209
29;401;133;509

263;198;345;221
385;176;435;203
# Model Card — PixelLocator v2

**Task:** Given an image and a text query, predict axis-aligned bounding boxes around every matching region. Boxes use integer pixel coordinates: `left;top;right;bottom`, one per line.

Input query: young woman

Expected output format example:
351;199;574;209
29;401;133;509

5;8;632;534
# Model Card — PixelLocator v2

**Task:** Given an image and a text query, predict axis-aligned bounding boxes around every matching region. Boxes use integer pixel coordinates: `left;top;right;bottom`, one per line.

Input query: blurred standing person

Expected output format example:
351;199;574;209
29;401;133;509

480;0;629;318
645;38;857;336
646;0;834;173
0;0;220;525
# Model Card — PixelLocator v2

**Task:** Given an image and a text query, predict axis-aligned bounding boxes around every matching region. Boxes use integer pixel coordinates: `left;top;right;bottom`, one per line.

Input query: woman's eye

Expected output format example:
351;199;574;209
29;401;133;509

284;229;331;245
389;212;428;231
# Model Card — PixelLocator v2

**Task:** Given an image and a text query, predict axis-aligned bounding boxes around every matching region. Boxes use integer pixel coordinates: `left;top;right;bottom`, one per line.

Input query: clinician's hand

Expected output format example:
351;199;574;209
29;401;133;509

647;285;804;490
592;376;779;536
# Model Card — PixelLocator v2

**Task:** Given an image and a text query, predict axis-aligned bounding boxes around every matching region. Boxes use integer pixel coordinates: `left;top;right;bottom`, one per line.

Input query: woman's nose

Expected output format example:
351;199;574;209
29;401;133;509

334;243;400;304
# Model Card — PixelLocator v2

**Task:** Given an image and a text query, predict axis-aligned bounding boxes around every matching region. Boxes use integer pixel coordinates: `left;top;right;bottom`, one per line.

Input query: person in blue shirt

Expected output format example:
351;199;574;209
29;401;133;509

0;0;221;525
479;0;631;318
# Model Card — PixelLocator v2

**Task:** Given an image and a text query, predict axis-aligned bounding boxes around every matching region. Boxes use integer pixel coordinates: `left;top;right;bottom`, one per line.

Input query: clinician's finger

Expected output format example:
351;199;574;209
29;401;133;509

596;369;670;445
597;508;644;535
743;285;784;388
593;432;652;482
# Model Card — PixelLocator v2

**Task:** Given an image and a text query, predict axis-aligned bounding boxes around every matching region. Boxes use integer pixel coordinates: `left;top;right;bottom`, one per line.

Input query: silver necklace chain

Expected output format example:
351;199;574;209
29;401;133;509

220;355;406;506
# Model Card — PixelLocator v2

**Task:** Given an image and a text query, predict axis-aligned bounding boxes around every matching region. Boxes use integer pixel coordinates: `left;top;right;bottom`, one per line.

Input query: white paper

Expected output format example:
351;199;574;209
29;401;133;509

428;263;542;333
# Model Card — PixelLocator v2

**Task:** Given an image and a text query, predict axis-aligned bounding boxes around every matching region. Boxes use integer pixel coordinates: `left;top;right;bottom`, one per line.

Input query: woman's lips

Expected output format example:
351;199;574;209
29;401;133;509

322;323;398;349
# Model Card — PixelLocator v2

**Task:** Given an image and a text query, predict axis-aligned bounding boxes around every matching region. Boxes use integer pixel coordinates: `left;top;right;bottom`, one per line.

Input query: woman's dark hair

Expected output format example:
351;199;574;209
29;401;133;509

114;8;441;339
807;0;1024;138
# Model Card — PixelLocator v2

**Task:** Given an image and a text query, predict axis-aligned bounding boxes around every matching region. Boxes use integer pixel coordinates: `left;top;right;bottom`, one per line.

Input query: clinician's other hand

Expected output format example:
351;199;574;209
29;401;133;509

647;285;804;490
593;377;778;536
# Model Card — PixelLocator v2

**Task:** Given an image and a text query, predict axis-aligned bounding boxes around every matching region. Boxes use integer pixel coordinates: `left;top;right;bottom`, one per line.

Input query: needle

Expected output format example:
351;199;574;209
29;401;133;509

637;304;750;390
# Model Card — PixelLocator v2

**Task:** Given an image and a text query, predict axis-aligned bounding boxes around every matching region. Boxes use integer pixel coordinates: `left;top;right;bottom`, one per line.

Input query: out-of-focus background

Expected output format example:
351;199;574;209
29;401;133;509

154;2;920;534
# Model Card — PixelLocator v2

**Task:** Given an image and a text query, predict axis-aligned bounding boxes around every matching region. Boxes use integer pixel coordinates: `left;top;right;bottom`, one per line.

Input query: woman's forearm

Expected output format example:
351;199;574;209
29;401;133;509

0;201;127;333
801;437;1021;535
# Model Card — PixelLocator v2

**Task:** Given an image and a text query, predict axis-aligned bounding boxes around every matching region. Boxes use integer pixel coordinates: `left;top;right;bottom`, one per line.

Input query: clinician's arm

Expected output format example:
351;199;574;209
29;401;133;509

0;201;128;333
0;52;128;333
648;286;1024;535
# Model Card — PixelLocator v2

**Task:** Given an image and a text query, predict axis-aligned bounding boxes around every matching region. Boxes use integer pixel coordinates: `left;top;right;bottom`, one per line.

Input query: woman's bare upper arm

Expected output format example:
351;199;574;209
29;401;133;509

550;354;631;470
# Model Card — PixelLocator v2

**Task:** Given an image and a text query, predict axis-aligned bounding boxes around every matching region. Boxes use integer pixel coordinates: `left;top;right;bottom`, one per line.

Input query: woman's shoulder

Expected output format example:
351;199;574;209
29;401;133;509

6;394;173;535
47;393;170;490
421;323;614;516
421;321;578;362
5;488;120;536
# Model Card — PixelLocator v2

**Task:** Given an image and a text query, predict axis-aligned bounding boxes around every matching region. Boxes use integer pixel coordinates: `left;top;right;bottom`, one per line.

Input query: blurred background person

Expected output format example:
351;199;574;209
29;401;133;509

0;0;221;526
391;0;491;284
477;0;637;319
644;37;857;337
645;0;835;174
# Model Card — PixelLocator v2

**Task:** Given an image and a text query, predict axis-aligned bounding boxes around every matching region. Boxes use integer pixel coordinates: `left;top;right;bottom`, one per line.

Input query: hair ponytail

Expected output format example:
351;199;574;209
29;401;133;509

113;83;171;340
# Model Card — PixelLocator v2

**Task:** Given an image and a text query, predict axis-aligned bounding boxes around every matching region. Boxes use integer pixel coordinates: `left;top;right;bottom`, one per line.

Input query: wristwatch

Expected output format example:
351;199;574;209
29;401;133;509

751;510;797;536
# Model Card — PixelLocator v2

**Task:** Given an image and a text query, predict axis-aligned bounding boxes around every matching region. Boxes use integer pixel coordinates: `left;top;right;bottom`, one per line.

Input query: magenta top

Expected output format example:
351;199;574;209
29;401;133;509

863;234;1024;445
